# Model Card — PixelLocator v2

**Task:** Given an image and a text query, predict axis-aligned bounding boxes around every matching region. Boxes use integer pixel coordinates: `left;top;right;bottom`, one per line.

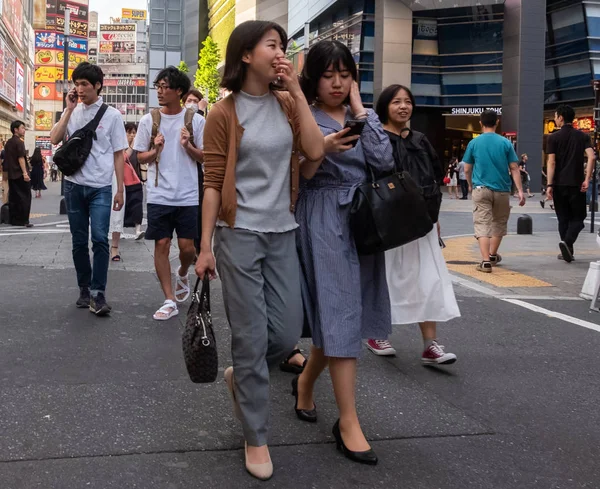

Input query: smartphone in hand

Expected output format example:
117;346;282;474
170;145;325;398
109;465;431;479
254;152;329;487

343;119;366;147
68;88;78;104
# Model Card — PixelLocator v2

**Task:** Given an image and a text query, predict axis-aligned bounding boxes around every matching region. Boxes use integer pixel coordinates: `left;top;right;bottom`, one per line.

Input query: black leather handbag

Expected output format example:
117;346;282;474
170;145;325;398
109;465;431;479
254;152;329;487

350;165;433;255
182;277;218;383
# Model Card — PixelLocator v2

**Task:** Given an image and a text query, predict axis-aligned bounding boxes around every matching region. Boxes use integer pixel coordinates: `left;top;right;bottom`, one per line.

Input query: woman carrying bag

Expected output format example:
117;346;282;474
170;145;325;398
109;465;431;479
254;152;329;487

292;40;394;466
195;21;324;480
366;84;460;363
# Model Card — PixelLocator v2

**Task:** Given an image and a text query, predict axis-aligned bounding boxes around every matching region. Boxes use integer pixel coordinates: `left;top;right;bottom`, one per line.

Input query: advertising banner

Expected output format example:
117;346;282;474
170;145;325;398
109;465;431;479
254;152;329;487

34;66;74;83
35;49;87;68
33;0;46;29
104;78;146;87
15;59;24;111
99;24;136;54
45;0;89;37
2;0;23;49
35;110;54;131
35;31;88;54
121;8;146;20
34;82;63;101
0;40;16;104
35;136;54;157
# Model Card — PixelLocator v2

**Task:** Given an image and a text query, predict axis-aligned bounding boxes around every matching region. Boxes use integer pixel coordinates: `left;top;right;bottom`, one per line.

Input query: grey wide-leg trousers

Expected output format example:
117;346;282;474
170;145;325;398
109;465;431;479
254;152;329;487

215;227;303;446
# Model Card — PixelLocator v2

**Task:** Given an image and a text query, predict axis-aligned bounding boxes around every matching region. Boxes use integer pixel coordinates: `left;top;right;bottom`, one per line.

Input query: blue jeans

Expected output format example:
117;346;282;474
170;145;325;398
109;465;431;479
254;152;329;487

64;180;112;296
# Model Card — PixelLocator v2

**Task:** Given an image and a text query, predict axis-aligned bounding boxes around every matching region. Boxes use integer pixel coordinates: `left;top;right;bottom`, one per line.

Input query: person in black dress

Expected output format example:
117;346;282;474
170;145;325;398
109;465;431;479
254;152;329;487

30;147;47;198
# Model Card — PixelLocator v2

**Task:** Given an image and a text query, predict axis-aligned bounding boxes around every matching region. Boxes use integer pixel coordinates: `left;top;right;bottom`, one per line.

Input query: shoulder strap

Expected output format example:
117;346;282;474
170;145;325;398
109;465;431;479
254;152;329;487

84;103;108;132
184;108;195;148
150;109;161;148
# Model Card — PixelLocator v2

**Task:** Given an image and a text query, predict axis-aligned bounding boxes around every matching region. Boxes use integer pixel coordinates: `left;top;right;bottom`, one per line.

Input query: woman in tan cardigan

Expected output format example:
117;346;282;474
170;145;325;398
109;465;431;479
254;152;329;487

195;20;323;481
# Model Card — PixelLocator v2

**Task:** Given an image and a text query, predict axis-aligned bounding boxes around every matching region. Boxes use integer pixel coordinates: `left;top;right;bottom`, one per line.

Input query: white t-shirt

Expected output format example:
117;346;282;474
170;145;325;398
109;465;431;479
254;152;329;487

133;108;205;206
64;97;128;188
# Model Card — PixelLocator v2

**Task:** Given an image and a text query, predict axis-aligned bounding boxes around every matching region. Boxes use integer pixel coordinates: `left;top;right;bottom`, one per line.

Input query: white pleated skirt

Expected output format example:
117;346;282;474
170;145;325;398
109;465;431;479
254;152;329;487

109;172;126;234
385;227;461;325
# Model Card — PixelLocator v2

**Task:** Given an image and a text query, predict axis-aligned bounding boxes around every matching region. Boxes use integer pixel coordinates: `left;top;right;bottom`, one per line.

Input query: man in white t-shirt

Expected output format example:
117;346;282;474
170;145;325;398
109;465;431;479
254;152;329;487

50;62;128;316
134;66;205;321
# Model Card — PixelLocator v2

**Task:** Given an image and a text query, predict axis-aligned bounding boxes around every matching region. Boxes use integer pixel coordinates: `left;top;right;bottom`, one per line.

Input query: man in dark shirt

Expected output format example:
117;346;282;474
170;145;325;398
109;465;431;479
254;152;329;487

546;104;594;262
4;120;32;227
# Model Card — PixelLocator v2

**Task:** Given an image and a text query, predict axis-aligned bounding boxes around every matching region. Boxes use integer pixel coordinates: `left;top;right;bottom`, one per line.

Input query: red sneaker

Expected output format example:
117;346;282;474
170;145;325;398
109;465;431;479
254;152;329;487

421;341;457;365
366;339;397;356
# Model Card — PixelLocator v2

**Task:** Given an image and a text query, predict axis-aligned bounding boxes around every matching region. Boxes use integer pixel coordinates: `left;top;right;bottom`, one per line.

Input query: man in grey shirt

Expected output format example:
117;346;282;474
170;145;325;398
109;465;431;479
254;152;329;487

458;160;469;199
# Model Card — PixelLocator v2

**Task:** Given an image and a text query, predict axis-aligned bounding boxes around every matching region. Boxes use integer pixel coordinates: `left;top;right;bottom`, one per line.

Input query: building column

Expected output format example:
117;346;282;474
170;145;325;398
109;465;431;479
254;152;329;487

502;0;546;192
374;0;412;102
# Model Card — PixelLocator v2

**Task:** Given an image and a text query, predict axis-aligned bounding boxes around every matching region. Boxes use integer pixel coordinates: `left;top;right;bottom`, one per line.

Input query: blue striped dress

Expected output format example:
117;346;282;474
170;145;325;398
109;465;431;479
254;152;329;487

296;107;395;358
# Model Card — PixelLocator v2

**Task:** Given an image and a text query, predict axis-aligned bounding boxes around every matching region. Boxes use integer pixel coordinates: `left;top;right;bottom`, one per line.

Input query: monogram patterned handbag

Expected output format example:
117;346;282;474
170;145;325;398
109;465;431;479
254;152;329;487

182;277;218;383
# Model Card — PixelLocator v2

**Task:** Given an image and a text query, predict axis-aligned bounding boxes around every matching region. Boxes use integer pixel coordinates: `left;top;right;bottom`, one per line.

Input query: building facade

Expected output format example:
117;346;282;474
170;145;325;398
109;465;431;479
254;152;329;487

96;13;149;123
0;0;36;142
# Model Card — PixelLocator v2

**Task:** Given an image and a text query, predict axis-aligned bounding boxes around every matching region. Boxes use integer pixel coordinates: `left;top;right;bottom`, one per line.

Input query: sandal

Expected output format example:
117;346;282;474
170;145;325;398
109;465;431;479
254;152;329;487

111;246;121;262
153;299;179;321
279;349;307;374
174;266;190;303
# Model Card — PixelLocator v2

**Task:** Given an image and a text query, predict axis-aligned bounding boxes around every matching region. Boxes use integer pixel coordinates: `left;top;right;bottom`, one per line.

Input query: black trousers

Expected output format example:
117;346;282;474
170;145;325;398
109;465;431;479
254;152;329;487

459;179;469;199
8;176;32;226
553;185;586;249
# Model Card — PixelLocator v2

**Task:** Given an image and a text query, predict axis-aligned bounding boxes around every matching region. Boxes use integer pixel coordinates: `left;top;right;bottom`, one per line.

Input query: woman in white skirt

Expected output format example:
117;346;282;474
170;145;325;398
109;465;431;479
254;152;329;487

366;84;460;364
109;165;126;262
447;157;459;199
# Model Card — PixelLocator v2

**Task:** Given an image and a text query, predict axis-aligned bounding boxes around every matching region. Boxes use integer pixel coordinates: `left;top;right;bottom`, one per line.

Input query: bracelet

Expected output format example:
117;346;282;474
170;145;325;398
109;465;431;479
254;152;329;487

354;111;368;119
547;184;553;187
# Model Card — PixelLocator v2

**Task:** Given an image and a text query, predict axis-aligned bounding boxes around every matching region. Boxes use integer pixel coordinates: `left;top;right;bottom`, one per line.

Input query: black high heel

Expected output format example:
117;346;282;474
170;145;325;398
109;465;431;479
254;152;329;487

291;375;317;423
332;419;378;465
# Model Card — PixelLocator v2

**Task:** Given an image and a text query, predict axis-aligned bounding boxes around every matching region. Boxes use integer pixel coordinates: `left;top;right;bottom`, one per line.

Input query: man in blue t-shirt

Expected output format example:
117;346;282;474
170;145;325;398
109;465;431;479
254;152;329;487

462;110;525;273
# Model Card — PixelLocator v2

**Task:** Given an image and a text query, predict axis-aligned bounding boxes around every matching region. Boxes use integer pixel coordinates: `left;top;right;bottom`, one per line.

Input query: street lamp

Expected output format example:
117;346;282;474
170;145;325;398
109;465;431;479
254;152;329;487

58;9;70;214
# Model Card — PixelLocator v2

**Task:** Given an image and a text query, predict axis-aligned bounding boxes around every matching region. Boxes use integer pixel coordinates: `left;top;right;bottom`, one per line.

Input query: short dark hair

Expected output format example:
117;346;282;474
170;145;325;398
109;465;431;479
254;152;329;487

375;84;416;124
221;21;288;93
480;110;498;128
300;41;357;104
72;62;104;95
10;120;24;134
182;89;203;103
556;104;575;124
153;66;191;100
124;122;137;133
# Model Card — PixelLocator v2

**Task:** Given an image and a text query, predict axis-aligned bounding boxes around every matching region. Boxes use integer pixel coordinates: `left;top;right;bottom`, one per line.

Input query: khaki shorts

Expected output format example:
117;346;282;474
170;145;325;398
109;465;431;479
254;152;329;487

472;187;511;238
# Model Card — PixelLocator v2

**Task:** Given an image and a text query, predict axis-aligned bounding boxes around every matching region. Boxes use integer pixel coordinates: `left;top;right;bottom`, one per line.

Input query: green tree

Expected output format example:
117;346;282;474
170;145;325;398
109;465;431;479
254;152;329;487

194;36;222;104
178;61;189;73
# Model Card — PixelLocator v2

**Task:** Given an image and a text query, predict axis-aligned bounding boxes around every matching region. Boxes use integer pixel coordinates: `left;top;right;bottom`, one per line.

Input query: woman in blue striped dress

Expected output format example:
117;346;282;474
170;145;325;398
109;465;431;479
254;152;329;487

293;41;394;465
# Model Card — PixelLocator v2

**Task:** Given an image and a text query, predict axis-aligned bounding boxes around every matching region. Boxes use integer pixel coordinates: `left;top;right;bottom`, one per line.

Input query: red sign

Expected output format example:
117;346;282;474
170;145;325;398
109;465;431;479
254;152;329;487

573;117;595;132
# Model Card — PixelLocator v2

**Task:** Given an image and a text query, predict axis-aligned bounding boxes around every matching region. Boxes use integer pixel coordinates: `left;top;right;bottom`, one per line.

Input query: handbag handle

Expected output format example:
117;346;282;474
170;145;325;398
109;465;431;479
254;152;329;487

192;276;210;310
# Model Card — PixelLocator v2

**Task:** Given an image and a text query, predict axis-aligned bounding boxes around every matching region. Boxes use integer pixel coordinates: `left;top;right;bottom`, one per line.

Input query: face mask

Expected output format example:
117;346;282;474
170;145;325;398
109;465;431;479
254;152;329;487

185;102;199;112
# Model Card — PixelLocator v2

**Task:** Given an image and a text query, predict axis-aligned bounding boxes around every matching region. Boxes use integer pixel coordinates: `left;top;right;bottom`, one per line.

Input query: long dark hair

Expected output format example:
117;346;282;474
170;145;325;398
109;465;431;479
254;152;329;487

300;41;357;104
221;21;288;93
375;84;416;124
30;147;43;166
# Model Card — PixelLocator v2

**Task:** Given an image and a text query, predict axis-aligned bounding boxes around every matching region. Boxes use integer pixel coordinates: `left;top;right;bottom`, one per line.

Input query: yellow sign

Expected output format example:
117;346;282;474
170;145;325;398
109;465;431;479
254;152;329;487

36;50;87;68
35;110;54;131
34;66;74;83
121;8;147;20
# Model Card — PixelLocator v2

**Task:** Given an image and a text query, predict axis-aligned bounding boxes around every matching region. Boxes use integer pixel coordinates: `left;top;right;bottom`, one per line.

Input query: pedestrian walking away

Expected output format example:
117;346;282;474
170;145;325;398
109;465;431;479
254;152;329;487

5;120;33;227
134;66;205;321
123;123;145;240
293;40;394;467
366;84;459;365
519;153;534;198
447;157;459;199
49;62;128;316
29;147;47;199
545;104;595;263
462;110;525;273
457;159;469;199
195;21;324;480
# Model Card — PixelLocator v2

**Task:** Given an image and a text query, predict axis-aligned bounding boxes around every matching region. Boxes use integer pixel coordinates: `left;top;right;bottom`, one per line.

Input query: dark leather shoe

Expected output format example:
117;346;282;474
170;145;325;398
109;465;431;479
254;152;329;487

332;419;378;465
291;375;317;423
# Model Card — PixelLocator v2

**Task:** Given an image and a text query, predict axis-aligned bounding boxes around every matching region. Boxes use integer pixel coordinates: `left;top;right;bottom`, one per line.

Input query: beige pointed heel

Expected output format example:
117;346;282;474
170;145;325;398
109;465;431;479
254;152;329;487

245;443;273;481
224;367;243;420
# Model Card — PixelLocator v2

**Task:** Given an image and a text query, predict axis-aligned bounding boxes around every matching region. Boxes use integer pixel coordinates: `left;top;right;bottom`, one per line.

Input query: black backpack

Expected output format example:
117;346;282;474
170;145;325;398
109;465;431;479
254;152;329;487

392;129;443;224
54;104;109;176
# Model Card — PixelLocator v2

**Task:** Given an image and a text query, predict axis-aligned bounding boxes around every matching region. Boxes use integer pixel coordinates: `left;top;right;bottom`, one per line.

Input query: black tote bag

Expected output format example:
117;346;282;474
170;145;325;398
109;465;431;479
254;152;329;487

349;165;433;255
